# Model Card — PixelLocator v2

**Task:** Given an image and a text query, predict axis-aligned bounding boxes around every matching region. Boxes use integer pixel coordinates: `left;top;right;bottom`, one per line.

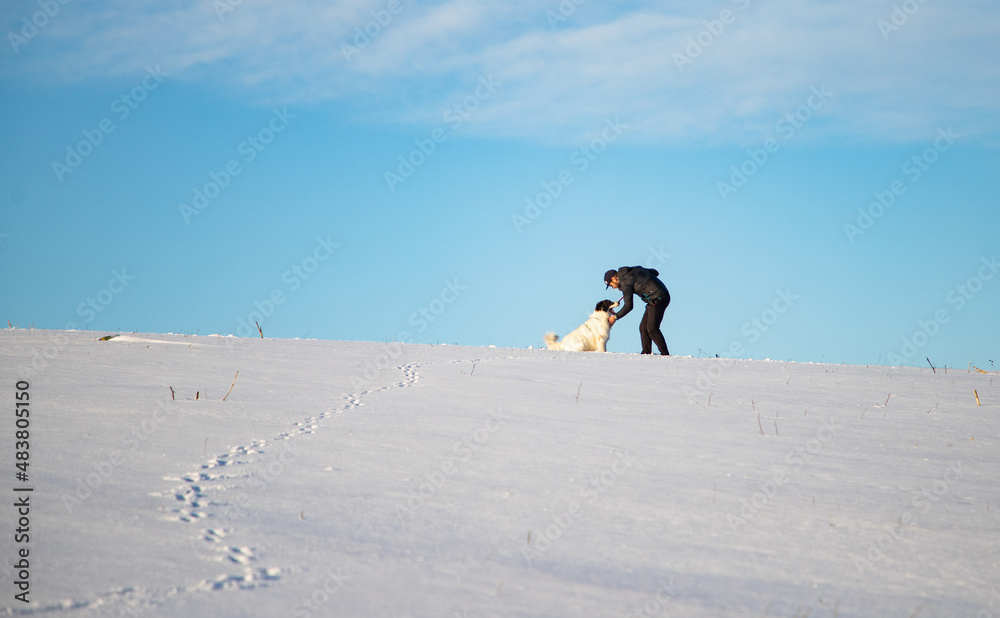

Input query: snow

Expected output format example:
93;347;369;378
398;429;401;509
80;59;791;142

2;329;998;617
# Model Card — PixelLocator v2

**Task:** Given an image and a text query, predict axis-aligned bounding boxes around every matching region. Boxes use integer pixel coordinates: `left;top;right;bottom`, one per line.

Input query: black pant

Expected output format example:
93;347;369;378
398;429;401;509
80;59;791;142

639;296;669;355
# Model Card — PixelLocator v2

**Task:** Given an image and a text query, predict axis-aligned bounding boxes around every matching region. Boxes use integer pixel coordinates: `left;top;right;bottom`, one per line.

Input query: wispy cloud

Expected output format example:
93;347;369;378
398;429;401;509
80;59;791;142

3;0;998;144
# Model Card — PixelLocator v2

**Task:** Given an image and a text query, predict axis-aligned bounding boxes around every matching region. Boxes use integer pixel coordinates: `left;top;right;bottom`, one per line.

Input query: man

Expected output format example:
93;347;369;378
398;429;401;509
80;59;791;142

605;266;670;355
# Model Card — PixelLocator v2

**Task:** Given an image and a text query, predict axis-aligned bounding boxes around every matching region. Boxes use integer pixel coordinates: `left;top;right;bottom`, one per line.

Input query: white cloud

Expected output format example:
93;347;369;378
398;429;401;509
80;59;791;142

3;0;998;144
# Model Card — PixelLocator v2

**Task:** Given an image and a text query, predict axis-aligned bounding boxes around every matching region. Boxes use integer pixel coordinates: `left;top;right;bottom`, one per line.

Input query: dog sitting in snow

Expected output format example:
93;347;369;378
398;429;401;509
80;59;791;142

544;300;619;352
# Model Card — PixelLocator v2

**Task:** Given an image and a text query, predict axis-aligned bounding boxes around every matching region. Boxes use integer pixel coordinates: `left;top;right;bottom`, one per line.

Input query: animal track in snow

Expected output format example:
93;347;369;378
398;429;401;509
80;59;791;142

197;566;283;591
224;545;258;565
162;360;425;590
202;527;230;543
166;360;427;525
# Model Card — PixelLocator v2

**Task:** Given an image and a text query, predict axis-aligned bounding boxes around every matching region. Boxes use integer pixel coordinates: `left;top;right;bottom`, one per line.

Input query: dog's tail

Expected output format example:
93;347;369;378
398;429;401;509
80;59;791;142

544;332;562;350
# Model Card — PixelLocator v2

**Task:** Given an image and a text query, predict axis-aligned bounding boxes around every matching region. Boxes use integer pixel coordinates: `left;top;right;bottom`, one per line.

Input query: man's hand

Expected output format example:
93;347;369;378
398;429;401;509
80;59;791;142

608;315;617;325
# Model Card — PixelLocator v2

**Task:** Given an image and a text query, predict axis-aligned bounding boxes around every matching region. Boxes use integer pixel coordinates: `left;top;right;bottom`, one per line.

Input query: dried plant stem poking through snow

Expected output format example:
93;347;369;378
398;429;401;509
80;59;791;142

753;400;765;436
222;370;240;401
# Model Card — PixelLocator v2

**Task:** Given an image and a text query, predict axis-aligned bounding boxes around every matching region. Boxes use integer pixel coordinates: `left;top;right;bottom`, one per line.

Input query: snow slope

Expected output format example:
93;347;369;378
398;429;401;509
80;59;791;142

1;329;998;617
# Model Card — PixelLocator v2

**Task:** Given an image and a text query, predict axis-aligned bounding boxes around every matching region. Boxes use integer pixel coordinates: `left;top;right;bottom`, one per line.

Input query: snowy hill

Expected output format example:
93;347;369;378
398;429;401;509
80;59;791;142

1;329;998;617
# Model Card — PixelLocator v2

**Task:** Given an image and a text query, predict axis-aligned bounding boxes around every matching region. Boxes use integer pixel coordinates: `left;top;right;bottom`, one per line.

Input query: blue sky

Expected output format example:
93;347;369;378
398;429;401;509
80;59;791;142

2;0;998;368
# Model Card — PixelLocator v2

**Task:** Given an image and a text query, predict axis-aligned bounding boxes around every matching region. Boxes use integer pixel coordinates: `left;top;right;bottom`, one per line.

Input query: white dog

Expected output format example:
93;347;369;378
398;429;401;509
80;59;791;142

544;300;619;352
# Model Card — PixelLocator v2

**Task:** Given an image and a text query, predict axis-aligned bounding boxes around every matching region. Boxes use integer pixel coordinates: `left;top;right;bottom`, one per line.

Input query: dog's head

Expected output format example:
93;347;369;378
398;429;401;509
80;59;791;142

594;299;619;313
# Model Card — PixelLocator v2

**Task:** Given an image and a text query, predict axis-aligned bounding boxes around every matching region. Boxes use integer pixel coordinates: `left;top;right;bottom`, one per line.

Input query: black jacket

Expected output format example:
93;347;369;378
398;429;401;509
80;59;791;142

612;266;669;320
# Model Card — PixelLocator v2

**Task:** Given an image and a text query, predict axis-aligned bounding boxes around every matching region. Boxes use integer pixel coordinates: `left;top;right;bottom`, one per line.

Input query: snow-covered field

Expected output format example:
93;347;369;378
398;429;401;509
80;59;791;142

1;329;998;617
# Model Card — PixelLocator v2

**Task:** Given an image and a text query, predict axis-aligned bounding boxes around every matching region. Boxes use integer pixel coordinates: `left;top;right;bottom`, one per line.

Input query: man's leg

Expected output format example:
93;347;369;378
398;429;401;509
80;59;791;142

648;300;669;355
639;304;654;354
